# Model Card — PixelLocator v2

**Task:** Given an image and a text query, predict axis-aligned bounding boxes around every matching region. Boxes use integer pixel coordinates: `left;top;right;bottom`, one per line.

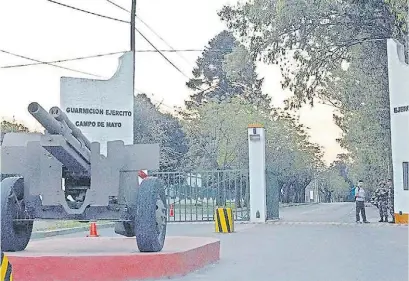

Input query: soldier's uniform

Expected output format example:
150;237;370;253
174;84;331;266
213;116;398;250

372;182;389;222
387;180;395;223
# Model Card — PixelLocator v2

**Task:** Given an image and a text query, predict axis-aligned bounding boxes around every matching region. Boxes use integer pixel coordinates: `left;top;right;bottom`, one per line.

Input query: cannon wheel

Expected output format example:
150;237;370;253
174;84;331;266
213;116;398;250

1;177;33;252
135;177;167;252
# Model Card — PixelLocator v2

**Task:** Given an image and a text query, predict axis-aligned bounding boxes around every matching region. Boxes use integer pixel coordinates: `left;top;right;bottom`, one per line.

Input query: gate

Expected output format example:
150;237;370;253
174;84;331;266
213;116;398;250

266;170;280;220
150;169;250;222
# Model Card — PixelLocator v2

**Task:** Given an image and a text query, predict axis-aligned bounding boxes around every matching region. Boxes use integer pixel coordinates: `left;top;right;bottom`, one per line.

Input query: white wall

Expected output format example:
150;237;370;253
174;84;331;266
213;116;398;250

387;39;409;215
60;52;134;155
248;126;267;222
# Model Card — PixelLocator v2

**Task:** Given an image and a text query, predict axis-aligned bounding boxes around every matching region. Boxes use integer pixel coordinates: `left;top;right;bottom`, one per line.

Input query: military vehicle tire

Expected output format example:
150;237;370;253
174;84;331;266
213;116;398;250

135;177;167;252
1;177;33;252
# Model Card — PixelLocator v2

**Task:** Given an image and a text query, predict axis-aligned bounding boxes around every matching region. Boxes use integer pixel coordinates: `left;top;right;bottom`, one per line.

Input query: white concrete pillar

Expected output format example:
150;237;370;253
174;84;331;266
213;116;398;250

248;124;267;223
387;39;409;224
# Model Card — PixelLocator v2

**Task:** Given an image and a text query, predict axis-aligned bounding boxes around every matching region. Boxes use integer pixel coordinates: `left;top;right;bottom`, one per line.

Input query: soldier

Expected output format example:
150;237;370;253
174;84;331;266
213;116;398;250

387;178;395;223
372;181;389;222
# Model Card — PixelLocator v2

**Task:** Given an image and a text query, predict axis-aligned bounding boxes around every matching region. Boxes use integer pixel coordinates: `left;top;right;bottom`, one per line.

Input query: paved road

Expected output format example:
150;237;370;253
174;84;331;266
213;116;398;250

279;202;381;223
35;203;408;281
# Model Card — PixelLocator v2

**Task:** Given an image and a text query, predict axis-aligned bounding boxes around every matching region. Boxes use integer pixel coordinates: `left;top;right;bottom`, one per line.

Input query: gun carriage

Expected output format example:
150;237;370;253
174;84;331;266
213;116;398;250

1;102;167;252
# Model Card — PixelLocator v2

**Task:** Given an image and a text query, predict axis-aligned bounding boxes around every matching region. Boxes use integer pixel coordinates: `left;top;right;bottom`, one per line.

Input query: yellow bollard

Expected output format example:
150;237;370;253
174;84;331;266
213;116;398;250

1;252;13;281
215;207;234;233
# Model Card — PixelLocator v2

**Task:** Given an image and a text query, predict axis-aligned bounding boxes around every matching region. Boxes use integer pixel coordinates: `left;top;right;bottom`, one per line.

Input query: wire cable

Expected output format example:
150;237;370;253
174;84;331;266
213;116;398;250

0;51;126;69
102;1;217;94
43;0;219;97
46;0;217;95
0;49;205;69
106;0;193;67
0;49;103;77
105;0;128;12
47;0;127;23
46;0;189;79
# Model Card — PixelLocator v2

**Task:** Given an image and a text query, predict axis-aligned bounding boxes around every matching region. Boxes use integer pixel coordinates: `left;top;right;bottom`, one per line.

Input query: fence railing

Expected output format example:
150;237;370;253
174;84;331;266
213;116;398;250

149;169;250;222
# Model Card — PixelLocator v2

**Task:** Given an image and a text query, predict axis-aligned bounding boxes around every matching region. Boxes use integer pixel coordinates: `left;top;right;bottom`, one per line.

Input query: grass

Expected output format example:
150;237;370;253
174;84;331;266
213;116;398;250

32;202;245;231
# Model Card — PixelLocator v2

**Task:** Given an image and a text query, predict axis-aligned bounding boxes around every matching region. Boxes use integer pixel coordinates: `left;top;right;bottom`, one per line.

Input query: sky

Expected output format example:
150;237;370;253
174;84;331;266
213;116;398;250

0;0;342;164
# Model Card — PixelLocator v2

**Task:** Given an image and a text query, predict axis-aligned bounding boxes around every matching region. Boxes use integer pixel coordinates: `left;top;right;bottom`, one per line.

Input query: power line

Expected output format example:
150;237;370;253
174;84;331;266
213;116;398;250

101;0;216;95
46;0;127;23
106;0;128;13
46;0;190;80
134;25;190;79
0;49;103;78
44;0;217;96
0;51;126;69
0;50;216;112
0;49;210;69
106;0;193;67
0;49;217;116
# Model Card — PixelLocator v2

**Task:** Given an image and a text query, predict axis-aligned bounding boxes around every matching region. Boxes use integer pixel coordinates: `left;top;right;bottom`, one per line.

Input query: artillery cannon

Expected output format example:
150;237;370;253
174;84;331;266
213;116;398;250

1;102;167;252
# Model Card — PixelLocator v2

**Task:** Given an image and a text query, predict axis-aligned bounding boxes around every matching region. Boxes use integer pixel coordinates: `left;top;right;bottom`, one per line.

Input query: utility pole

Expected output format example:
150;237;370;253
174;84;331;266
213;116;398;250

130;0;136;92
130;0;136;52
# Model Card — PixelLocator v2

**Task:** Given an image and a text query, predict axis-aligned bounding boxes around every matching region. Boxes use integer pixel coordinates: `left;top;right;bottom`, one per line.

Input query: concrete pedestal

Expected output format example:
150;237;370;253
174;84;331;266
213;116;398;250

6;236;220;281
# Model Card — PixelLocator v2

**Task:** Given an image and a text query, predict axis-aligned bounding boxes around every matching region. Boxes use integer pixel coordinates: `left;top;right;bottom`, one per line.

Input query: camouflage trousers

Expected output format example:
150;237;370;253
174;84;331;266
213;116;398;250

388;200;394;217
379;200;388;218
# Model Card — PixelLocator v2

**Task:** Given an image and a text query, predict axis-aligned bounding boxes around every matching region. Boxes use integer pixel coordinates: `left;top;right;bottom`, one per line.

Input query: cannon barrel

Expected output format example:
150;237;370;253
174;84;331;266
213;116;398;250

28;102;65;135
28;102;91;176
49;106;91;150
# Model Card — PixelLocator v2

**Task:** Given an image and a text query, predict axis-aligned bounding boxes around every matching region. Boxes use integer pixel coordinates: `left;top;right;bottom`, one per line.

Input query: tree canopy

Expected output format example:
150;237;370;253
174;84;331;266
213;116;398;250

0;119;30;144
185;30;272;111
180;27;330;203
219;0;407;109
218;0;402;191
331;42;392;189
133;94;189;171
181;96;323;202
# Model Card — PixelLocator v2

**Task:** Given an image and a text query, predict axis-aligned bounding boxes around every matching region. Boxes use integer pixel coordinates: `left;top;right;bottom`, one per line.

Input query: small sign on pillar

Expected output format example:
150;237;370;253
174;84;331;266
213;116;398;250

248;124;267;223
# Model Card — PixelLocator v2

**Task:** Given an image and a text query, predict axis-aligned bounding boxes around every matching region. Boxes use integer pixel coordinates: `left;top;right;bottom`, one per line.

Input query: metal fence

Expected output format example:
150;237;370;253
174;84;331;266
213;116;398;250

266;170;280;220
149;169;250;222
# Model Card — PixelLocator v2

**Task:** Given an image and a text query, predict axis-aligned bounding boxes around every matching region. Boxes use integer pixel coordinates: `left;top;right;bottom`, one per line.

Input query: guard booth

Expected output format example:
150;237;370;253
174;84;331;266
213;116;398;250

304;179;319;203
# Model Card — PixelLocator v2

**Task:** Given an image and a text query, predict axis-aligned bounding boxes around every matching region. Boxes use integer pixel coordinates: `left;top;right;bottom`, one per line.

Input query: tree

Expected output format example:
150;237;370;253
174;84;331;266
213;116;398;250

385;0;408;38
0;119;30;144
185;30;271;111
317;167;350;202
181;96;323;203
182;97;260;170
330;42;392;190
219;0;400;192
219;0;407;109
133;94;188;171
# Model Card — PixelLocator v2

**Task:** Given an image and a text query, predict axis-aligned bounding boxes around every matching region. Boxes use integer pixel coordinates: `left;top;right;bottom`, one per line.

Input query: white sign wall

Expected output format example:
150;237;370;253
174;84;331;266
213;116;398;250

60;52;134;155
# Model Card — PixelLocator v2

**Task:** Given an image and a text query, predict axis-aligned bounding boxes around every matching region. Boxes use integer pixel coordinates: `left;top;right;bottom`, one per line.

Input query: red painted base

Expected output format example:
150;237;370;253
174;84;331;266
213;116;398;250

6;236;220;281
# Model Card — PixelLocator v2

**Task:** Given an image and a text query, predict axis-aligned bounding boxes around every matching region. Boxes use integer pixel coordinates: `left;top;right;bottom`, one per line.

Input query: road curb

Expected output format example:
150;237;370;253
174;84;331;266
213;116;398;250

31;222;116;239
